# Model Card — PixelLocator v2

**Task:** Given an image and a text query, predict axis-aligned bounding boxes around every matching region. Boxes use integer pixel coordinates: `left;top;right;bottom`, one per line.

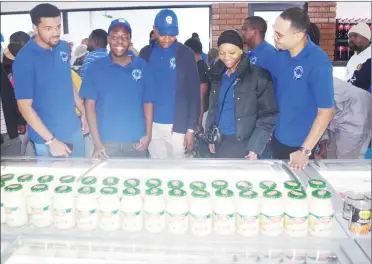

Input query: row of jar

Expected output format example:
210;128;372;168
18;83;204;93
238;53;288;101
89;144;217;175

1;181;333;238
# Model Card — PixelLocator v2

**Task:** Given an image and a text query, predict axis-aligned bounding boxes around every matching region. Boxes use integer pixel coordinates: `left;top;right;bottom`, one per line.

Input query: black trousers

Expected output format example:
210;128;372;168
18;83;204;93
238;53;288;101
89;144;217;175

271;135;314;159
215;135;248;158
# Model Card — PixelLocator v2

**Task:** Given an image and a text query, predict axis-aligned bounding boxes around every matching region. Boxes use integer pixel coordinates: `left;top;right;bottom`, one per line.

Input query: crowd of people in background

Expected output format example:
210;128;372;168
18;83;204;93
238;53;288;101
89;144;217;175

0;3;370;169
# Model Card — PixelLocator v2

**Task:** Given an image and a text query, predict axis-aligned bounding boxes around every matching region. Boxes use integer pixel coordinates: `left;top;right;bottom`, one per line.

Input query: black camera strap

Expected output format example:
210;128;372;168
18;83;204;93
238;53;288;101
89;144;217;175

215;77;240;127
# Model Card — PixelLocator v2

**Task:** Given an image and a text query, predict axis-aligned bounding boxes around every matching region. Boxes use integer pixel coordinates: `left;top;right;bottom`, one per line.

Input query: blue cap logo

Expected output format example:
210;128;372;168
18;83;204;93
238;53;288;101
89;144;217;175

166;16;173;25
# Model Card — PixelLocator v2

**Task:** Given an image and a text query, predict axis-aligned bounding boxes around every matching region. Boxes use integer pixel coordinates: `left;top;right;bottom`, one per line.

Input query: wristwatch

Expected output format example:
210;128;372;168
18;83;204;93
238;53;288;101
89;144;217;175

45;136;55;145
299;147;312;157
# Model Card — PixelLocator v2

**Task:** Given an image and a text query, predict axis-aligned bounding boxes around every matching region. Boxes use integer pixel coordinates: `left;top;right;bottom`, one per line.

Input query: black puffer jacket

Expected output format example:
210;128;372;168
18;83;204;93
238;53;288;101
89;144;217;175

205;55;278;156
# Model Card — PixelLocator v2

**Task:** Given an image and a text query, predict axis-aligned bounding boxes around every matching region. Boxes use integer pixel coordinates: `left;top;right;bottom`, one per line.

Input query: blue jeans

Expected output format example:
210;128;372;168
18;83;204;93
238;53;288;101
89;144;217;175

34;129;85;158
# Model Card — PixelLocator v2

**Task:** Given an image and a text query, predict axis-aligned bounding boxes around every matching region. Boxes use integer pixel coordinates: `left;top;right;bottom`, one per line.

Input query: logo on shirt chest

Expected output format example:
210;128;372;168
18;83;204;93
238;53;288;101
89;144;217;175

293;66;304;80
132;69;142;82
250;56;257;65
170;57;176;70
60;51;69;63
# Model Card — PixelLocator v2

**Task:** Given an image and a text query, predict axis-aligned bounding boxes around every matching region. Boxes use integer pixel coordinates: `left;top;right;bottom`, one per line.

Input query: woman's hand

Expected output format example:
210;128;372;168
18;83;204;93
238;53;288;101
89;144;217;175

245;151;258;160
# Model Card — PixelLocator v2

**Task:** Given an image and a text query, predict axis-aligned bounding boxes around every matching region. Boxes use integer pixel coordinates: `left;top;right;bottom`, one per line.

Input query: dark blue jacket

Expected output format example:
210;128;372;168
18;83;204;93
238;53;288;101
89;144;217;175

139;40;200;133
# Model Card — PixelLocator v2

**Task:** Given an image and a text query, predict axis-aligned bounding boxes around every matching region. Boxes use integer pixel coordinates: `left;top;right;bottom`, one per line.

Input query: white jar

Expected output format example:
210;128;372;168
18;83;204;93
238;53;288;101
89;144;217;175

17;174;34;196
53;185;76;230
144;187;166;233
236;190;260;237
283;180;301;202
4;184;28;227
213;189;235;235
145;178;162;189
124;178;140;189
59;175;77;194
76;186;98;231
38;175;55;195
102;176;119;187
189;190;212;237
121;187;143;232
81;176;99;189
1;181;5;223
284;190;308;237
258;181;277;197
306;179;326;200
28;184;53;227
166;189;188;235
189;181;207;192
167;180;184;190
99;187;120;231
308;190;333;237
211;180;228;192
235;180;253;194
1;174;16;186
260;190;284;237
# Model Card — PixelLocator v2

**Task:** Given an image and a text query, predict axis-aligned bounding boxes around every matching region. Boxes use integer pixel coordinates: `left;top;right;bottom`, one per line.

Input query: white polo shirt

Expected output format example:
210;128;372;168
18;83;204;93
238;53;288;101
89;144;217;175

345;46;371;91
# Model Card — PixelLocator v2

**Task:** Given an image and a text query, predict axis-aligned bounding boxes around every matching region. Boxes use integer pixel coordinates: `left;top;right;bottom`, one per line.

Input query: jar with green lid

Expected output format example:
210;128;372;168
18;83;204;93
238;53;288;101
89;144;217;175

235;180;253;193
309;190;333;237
213;189;235;235
76;186;98;231
121;188;142;232
145;178;162;189
1;173;16;185
236;190;259;237
102;176;119;186
17;174;34;196
0;180;5;224
144;187;165;233
37;175;55;194
189;181;207;191
258;180;277;197
124;178;140;188
167;180;184;190
4;184;28;227
53;185;76;230
306;179;327;200
166;189;188;235
189;190;212;237
212;180;228;191
99;187;120;231
284;190;308;237
283;180;301;202
81;176;98;186
29;184;52;228
260;190;284;237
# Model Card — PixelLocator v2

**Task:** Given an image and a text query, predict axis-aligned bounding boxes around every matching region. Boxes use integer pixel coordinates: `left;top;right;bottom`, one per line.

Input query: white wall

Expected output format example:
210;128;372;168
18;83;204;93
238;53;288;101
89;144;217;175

336;2;371;19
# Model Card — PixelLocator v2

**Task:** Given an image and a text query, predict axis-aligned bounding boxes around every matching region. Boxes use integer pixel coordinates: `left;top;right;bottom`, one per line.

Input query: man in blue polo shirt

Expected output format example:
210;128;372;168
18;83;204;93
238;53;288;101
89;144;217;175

80;18;152;159
139;9;200;158
13;3;87;157
241;16;276;69
267;8;334;169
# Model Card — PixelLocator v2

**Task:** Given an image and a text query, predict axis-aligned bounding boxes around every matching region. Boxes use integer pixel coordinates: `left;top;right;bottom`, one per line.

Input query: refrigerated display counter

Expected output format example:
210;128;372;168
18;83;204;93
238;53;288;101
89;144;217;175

0;157;371;264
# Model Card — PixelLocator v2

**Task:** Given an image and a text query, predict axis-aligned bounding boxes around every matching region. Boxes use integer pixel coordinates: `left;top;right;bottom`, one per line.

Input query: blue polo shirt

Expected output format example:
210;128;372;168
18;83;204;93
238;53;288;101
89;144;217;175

79;55;148;143
216;71;237;135
13;40;80;144
248;40;276;69
145;42;177;124
266;38;334;147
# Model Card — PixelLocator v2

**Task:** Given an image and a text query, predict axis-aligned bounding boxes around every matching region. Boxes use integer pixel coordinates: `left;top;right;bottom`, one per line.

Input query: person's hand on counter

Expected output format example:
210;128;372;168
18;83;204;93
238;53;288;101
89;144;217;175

245;151;258;160
92;143;109;160
289;150;309;170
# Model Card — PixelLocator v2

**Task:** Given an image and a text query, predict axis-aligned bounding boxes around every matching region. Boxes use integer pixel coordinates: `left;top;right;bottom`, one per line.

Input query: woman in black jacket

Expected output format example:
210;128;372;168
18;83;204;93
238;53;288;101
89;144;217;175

205;30;278;159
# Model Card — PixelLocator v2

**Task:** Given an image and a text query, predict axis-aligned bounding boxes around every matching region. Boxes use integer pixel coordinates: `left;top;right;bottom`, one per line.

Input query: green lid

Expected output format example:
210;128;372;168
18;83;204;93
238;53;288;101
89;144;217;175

288;190;307;200
100;187;118;195
308;179;327;189
17;174;33;183
146;178;162;188
38;175;54;184
191;190;210;198
284;180;301;190
212;180;228;190
103;177;119;186
55;185;73;194
1;174;15;181
146;187;163;196
78;186;96;195
259;181;277;190
312;189;332;199
216;188;234;198
239;190;258;199
0;180;4;188
4;184;22;192
123;187;141;196
263;190;282;199
31;184;48;193
235;181;253;191
169;188;187;197
189;181;207;191
81;176;97;185
124;178;140;188
60;175;76;184
167;180;184;189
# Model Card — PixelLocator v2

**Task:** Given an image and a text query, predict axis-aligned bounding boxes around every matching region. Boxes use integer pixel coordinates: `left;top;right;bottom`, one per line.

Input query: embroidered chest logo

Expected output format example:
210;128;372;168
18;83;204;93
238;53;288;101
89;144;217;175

293;66;304;80
250;56;257;65
60;51;69;63
170;57;176;69
132;69;142;82
166;16;173;25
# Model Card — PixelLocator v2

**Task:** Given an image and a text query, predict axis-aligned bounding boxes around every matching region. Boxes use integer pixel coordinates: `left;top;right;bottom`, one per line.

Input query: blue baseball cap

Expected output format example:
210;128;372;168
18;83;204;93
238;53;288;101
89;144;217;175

108;18;132;37
154;9;179;36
